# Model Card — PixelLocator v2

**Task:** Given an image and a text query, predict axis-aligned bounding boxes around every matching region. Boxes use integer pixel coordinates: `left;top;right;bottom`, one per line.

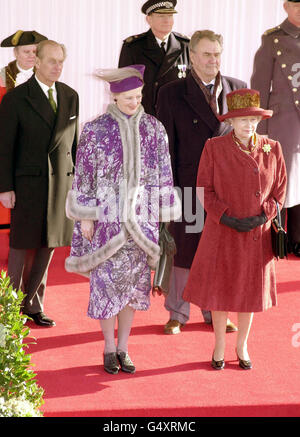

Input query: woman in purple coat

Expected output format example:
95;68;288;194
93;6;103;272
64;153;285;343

65;65;181;374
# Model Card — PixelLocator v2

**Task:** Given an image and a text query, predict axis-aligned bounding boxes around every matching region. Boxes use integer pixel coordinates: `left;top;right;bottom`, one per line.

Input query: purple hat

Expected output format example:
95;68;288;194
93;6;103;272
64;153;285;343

109;65;145;93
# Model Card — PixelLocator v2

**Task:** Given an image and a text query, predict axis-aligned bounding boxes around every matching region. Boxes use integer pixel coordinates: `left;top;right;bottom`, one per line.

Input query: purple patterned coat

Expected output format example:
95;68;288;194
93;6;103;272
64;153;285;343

65;104;181;276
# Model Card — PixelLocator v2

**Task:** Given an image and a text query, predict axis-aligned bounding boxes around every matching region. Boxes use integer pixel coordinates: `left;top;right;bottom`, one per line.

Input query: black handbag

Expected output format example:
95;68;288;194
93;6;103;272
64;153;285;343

271;202;288;260
152;223;176;296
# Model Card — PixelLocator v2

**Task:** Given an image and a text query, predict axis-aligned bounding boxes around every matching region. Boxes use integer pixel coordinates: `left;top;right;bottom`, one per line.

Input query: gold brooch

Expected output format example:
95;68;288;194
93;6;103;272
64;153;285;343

262;144;272;154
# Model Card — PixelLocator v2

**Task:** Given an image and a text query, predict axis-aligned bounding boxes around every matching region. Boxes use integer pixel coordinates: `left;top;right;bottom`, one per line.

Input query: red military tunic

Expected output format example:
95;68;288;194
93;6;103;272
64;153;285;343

0;87;6;102
183;132;287;313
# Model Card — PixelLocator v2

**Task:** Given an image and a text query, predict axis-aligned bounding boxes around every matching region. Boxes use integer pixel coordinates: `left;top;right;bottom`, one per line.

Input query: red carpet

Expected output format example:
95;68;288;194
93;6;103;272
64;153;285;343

1;235;300;417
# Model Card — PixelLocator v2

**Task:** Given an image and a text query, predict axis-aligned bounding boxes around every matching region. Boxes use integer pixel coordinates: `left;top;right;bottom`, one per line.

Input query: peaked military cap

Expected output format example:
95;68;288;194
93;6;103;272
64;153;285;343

1;30;48;47
142;0;178;15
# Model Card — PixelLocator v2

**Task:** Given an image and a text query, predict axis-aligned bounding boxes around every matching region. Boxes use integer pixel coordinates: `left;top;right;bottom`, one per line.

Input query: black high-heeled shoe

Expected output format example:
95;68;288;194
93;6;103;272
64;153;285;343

236;353;252;370
211;353;225;370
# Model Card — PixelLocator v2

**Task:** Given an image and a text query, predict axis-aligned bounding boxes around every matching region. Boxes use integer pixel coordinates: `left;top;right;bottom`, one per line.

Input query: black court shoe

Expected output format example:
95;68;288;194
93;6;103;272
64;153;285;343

237;355;252;370
211;353;225;370
236;349;252;370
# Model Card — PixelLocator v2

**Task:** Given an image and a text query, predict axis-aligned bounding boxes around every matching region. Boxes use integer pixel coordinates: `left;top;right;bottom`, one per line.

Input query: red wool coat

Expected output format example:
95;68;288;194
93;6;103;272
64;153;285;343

183;133;287;312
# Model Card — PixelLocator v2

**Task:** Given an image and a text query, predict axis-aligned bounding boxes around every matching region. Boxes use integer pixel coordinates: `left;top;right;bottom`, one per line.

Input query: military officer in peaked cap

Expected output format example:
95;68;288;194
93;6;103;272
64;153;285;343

118;0;190;116
0;30;47;98
251;0;300;256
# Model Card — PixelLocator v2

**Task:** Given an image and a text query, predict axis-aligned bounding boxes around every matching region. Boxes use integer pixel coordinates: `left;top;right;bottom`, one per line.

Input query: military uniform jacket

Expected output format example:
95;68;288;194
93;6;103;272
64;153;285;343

0;75;79;249
251;18;300;208
118;28;190;115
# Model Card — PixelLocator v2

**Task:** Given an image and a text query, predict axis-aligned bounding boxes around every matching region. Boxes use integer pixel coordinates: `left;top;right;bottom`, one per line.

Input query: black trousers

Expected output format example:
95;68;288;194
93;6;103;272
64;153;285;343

8;247;54;314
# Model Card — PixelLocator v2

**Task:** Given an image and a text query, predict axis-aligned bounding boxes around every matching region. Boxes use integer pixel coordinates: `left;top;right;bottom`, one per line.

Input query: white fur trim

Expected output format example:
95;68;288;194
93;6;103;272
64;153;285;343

159;187;182;222
65;227;128;273
109;105;160;268
66;190;98;221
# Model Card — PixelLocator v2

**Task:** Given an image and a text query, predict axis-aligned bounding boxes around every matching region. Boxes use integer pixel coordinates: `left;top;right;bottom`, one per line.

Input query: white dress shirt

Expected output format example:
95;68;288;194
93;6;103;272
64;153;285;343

35;75;57;105
202;79;215;94
155;35;170;51
202;77;223;113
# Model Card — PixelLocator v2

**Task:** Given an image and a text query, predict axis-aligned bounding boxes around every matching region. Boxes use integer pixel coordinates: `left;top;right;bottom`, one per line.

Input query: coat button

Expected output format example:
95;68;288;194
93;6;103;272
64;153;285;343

254;168;259;174
193;119;198;124
67;151;71;156
255;191;260;197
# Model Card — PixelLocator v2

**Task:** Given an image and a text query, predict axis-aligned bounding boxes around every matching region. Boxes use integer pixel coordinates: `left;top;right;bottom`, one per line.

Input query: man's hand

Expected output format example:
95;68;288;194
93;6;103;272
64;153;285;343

81;219;95;241
0;191;16;209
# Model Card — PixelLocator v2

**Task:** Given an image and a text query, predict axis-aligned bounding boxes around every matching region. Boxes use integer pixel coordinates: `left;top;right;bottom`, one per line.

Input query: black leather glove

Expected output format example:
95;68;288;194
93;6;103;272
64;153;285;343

243;213;267;229
220;213;267;233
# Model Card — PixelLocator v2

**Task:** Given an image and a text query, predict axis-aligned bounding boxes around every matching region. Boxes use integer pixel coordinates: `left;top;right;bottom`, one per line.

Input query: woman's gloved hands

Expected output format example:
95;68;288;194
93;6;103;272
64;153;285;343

220;213;267;233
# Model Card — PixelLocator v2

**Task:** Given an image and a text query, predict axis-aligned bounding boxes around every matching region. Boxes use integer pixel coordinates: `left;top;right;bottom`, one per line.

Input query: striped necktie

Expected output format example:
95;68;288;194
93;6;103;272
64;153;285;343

160;41;166;53
48;88;57;113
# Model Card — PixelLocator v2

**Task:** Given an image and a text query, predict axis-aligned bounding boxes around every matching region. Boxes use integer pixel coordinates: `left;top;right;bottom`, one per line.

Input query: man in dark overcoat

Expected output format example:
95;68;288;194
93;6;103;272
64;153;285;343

0;31;48;233
118;0;190;116
0;40;79;326
251;0;300;256
157;30;246;334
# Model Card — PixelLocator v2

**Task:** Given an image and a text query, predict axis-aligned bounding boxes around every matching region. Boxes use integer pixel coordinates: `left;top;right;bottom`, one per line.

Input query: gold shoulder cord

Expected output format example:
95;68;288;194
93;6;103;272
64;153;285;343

6;71;16;86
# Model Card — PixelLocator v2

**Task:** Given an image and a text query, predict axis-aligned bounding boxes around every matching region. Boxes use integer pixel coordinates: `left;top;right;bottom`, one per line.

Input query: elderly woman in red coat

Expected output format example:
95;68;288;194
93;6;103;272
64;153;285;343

183;89;287;370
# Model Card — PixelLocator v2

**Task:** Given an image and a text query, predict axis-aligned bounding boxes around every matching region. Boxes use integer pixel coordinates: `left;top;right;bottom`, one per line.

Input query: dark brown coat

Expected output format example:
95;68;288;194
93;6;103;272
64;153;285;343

156;73;247;268
0;75;79;249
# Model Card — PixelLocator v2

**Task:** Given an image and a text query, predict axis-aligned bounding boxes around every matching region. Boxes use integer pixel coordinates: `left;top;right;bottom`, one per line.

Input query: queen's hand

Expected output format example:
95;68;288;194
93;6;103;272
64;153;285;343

81;219;94;241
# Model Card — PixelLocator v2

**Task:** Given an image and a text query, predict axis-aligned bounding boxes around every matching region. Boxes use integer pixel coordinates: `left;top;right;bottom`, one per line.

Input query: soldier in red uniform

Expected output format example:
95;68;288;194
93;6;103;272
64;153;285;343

251;0;300;255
